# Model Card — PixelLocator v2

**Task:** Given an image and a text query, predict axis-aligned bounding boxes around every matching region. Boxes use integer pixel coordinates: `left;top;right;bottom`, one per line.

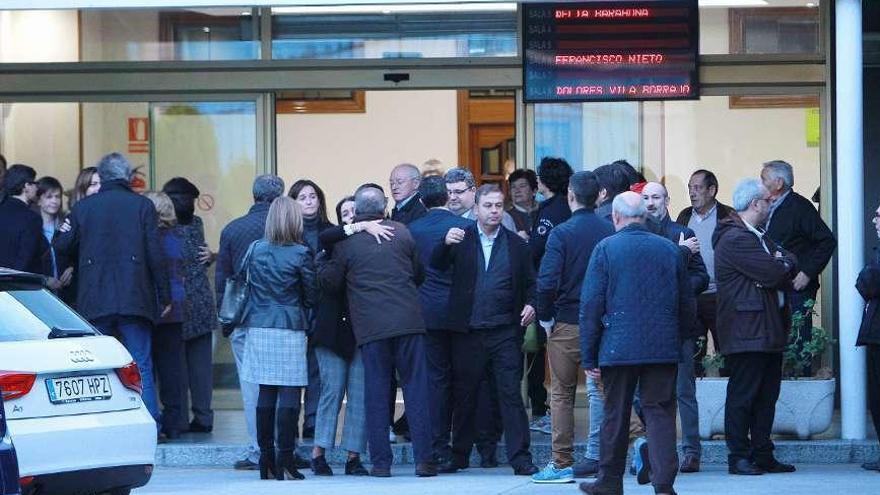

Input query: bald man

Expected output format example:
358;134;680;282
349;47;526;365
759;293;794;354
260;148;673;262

642;182;709;474
578;192;695;495
390;163;428;225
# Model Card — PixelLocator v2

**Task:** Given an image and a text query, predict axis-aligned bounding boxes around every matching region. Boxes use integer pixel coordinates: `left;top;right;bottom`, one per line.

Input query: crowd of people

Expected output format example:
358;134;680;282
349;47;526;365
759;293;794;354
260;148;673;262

2;149;879;495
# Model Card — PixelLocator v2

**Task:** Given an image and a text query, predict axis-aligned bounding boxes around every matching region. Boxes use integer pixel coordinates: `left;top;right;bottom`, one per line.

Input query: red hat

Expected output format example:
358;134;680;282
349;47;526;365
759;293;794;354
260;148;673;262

629;181;647;194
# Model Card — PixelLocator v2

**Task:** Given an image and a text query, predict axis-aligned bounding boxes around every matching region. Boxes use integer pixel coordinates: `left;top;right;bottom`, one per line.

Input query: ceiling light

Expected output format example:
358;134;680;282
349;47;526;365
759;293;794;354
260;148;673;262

273;3;518;15
699;0;768;6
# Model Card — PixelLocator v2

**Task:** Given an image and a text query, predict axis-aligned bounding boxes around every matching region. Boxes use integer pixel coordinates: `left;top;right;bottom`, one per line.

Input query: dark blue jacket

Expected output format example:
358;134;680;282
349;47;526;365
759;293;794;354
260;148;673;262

647;214;710;297
408;208;473;330
391;192;428;225
579;223;695;369
529;194;571;267
431;223;535;332
215;202;270;308
536;209;614;324
0;197;45;274
54;180;170;324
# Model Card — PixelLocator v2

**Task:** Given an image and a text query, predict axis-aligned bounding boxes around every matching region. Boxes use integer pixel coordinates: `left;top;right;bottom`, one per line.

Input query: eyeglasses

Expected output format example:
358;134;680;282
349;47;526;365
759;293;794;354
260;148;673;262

448;187;474;196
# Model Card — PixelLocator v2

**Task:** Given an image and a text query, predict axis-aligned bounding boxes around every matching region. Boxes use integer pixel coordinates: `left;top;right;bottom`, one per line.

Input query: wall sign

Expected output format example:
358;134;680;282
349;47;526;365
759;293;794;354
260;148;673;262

523;1;699;103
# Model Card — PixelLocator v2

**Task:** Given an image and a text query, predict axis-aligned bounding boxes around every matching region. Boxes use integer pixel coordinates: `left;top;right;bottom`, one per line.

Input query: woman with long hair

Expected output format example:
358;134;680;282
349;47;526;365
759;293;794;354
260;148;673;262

309;196;369;476
35;176;73;291
161;178;216;434
143;191;188;440
240;196;316;481
70;167;101;208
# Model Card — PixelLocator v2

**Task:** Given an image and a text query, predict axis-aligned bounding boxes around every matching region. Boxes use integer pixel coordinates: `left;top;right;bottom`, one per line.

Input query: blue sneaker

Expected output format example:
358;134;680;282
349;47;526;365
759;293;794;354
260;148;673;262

633;438;652;485
531;462;575;484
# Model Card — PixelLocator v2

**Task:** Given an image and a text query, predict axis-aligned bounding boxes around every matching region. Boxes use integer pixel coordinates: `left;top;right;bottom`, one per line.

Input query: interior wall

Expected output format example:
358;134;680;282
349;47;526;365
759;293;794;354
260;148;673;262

276;90;459;212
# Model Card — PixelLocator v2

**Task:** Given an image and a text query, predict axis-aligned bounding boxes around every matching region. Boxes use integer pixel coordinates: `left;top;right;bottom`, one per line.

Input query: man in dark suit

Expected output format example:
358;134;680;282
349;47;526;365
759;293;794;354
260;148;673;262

0;164;43;274
856;202;880;472
408;176;473;467
319;186;435;478
578;191;694;495
390;163;427;225
714;178;798;476
761;160;836;375
676;169;735;376
431;184;539;476
643;182;709;474
55;153;171;423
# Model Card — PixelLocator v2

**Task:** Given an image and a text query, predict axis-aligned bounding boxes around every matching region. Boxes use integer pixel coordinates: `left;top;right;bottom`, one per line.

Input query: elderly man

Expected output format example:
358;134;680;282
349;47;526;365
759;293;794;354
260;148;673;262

643;182;709;473
532;171;614;484
579;192;694;495
676;169;734;376
431;184;539;476
714;178;798;476
55;153;171;424
319;186;435;478
390;163;427;225
214;175;287;470
0;164;43;274
761;160;836;375
857;202;880;472
444;168;516;231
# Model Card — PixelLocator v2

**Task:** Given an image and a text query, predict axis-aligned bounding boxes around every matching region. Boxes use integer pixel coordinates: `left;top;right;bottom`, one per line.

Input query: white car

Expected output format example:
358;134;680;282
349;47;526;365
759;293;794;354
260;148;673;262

0;269;156;495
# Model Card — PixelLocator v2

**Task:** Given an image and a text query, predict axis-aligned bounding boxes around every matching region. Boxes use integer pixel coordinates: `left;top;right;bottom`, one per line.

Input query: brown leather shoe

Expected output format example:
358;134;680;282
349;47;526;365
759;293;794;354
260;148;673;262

679;454;700;473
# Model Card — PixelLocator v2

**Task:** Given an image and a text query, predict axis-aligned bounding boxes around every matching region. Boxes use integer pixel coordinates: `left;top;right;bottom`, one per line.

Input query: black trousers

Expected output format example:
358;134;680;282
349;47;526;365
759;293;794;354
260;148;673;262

526;347;549;417
180;332;214;428
724;352;782;464
694;293;726;376
425;329;454;461
598;364;678;494
152;322;186;434
867;345;880;442
475;368;502;460
451;325;532;469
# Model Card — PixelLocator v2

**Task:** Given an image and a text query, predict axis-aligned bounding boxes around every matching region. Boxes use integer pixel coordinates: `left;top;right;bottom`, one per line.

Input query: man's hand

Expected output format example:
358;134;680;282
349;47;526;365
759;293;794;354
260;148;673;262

59;218;72;233
520;304;536;327
46;277;63;291
586;368;601;380
160;305;172;318
517;230;530;241
363;220;395;244
59;267;74;286
445;227;465;246
198;244;215;265
793;271;810;291
679;232;700;255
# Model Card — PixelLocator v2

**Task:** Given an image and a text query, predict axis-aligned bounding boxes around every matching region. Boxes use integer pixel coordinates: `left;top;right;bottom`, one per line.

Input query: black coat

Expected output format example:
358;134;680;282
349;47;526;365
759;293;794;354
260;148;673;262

391;193;428;225
312;225;356;360
529;193;571;267
712;215;798;355
648;215;710;297
431;223;535;332
857;248;880;346
318;215;426;346
764;191;836;294
0;197;45;274
54;180;171;324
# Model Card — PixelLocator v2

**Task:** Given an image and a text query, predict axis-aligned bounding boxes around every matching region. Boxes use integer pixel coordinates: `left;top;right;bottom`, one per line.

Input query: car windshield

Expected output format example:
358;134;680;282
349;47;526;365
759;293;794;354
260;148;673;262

0;288;97;342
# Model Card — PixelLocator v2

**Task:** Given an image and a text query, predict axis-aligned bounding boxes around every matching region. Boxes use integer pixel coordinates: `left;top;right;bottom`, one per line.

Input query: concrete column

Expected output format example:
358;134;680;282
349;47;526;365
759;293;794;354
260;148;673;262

835;0;866;440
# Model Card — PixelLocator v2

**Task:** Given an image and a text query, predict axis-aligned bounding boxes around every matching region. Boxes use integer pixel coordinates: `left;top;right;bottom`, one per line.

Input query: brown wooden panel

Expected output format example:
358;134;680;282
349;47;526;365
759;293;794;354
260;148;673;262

729;94;820;109
276;91;366;114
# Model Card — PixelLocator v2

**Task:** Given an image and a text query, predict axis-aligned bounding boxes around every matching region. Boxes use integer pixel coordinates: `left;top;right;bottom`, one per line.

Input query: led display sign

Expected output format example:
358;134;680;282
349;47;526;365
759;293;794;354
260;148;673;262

523;1;700;103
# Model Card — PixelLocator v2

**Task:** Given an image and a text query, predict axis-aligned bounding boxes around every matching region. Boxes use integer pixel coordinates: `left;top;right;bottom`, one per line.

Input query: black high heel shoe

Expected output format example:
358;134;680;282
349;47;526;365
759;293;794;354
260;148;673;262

259;450;277;480
276;451;306;480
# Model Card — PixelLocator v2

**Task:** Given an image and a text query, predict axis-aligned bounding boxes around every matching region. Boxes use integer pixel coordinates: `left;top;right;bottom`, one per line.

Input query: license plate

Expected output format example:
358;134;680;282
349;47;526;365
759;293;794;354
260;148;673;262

46;375;112;404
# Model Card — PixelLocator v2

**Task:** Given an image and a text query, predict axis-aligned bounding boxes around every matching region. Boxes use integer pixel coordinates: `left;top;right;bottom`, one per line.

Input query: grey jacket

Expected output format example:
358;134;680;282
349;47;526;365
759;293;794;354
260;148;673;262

240;240;318;331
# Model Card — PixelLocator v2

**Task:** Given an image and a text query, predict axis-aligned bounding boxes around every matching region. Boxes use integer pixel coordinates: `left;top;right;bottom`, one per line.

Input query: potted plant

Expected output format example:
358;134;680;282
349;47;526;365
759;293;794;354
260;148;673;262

695;299;836;440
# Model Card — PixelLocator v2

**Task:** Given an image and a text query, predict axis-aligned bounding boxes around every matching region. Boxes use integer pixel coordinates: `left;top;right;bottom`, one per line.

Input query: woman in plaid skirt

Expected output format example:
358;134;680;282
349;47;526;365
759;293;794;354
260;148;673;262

239;196;318;481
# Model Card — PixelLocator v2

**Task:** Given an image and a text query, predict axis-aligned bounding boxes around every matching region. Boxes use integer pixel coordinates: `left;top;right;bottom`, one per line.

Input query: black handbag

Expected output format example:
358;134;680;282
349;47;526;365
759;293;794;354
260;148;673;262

218;240;258;334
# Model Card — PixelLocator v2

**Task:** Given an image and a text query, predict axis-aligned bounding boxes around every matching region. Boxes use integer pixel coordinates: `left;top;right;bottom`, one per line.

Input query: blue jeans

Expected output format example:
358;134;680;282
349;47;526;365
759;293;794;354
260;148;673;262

92;315;160;421
314;347;367;454
587;375;604;460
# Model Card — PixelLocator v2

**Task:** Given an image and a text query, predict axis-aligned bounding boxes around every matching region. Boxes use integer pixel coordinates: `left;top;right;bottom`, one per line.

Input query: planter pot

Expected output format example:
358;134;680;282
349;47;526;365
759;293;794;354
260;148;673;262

695;378;835;440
